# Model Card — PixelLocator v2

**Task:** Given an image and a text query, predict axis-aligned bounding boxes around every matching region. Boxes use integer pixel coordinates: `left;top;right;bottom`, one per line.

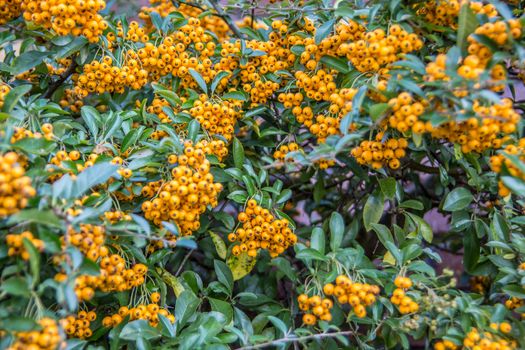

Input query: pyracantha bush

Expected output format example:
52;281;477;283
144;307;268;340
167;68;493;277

0;0;525;349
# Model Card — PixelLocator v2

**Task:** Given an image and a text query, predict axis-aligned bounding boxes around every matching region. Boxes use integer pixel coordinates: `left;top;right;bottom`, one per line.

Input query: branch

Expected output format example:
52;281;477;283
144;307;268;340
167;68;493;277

43;60;78;99
406;160;440;174
207;0;245;39
235;330;354;350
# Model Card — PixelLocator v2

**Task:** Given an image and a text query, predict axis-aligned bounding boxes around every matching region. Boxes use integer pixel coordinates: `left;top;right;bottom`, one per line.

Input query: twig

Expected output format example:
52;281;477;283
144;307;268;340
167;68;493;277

207;0;245;39
235;330;354;350
42;60;78;99
175;249;193;276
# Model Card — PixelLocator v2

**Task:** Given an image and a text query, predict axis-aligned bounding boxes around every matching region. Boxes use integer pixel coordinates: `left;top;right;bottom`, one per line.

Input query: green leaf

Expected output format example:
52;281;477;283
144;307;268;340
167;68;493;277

502;285;525;299
210;231;227;260
315;18;336;44
210;71;230;94
379;177;396;199
13;137;56;155
7;209;62;228
270;257;297;282
329;212;344;251
1;277;30;297
457;4;478;53
1;84;31;113
81;106;100;139
120;320;160;341
70;162;118;198
463;229;479;272
214;259;234;294
400;200;424;210
363;192;384;231
222;91;248;101
295;248;329;262
406;213;433;243
319;55;349;73
233;137;245;169
175;290;201;327
501;176;525;197
442;187;473;211
187;119;200;143
310;227;325;254
371;223;394;248
208;297;234;324
227;252;256;280
369;103;390;122
22;238;41;287
188;68;208;93
267;316;288;336
11;51;49;75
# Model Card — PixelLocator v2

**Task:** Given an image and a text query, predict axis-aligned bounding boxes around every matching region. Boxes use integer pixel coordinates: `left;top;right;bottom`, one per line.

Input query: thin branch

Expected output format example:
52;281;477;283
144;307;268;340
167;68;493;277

406;160;440;174
235;330;354;350
175;249;193;276
207;0;245;39
42;60;78;99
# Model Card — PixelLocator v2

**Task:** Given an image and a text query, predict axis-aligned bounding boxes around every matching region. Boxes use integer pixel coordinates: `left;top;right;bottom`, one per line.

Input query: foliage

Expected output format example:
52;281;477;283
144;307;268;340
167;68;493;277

0;0;525;349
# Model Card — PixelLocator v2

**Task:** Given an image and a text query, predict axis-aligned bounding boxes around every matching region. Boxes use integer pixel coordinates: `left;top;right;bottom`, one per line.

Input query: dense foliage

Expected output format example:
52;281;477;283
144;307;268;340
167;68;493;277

0;0;525;349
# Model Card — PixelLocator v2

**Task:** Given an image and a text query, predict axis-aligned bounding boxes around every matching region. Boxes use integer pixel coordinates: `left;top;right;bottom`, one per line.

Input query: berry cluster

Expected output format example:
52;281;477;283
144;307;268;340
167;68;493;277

468;20;522;64
47;150;90;182
425;54;507;96
390;276;419;314
489;139;525;197
314;158;336;170
102;293;175;328
387;93;426;133
229;199;297;258
505;297;525;319
7;318;61;350
428;99;520;154
323;275;380;318
462;326;517;349
297;294;333;324
189;95;241;141
10;123;54;143
0;0;22;25
338;25;423;76
0;152;36;217
469;275;491;294
66;224;106;261
273;142;301;165
6;231;44;260
351;135;408;170
73;55;149;96
141;140;223;233
0;83;10;108
103;210;132;224
62;310;97;339
21;0;107;42
417;1;497;28
56;254;148;301
59;88;85;113
309;88;357;142
140;1;229;40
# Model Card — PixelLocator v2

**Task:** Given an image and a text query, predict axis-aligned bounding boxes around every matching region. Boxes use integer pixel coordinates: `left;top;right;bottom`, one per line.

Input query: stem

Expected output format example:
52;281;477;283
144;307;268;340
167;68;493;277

42;60;78;99
207;0;245;39
175;249;193;276
235;330;354;350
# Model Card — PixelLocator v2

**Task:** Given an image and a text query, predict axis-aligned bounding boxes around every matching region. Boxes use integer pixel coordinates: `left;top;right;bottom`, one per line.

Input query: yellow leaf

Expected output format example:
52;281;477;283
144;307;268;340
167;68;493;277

383;251;396;266
156;267;184;297
209;231;227;260
227;252;256;281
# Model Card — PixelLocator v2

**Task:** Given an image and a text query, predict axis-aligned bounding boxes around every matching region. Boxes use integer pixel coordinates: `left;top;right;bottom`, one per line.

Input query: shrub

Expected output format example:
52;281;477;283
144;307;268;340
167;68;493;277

0;0;525;349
